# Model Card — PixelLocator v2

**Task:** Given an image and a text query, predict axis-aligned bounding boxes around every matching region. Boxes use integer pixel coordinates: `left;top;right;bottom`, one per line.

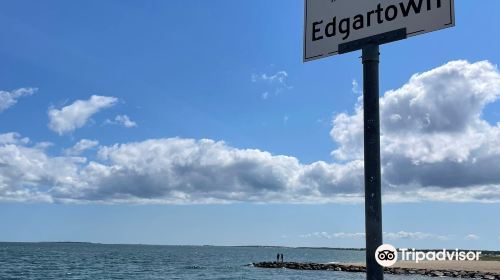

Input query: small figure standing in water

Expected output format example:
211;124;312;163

280;253;283;263
276;253;280;263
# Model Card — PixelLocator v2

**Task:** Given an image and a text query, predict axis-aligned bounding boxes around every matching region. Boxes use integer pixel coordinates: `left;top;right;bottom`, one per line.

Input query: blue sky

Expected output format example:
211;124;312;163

0;1;499;250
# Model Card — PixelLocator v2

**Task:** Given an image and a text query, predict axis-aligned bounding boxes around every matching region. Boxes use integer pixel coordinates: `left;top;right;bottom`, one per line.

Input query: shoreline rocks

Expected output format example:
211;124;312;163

252;262;500;279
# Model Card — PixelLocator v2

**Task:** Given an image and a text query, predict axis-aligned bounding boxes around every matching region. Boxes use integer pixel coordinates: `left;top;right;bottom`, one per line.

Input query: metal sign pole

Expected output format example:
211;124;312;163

304;2;454;279
362;43;384;280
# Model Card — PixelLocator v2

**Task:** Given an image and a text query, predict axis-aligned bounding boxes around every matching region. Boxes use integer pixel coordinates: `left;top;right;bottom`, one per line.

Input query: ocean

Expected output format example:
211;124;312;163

0;242;447;279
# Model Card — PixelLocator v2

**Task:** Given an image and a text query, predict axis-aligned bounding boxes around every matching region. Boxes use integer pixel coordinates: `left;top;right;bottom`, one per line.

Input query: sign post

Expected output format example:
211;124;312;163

304;1;454;279
362;43;383;280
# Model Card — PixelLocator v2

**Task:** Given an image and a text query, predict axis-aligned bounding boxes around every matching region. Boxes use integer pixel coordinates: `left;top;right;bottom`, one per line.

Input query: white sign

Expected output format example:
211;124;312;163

304;0;455;61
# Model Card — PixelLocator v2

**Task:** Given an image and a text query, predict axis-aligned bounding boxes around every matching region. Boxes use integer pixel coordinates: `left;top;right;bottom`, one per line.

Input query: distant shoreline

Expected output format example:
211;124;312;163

1;241;499;256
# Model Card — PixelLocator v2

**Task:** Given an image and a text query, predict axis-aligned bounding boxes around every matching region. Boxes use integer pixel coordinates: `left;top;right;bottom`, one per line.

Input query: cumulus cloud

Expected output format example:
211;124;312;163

48;95;118;135
1;60;500;204
64;139;99;156
0;132;30;145
0;133;85;203
331;60;500;202
0;135;363;203
105;115;137;128
0;88;37;112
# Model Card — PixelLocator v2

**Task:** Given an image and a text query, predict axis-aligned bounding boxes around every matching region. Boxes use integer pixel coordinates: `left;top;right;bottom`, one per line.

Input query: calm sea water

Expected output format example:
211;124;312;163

0;242;446;279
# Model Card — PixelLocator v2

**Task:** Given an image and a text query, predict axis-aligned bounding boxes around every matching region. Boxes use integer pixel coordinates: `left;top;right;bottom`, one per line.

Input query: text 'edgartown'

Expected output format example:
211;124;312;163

311;0;443;41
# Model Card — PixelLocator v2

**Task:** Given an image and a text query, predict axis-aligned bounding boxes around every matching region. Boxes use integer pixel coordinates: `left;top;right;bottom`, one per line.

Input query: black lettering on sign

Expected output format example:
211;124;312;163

339;18;350;40
325;17;337;37
400;0;423;17
385;5;398;21
310;0;446;42
353;14;364;30
312;20;323;41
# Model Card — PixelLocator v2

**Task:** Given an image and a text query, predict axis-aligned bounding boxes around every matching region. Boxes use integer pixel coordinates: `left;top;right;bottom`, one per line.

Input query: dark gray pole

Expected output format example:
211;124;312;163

362;44;384;280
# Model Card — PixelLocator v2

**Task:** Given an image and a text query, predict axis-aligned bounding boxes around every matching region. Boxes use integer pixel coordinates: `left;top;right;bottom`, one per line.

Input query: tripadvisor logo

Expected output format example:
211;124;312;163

375;244;482;267
375;244;398;267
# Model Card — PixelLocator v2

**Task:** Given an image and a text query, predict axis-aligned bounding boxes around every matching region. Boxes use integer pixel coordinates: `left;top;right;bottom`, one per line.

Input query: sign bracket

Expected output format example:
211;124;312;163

339;28;407;54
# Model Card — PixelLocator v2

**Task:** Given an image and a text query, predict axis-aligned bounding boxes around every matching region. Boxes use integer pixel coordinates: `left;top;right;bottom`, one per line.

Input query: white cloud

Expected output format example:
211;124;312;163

464;234;480;240
384;231;449;241
105;115;137;128
1;60;500;204
64;139;99;156
0;134;364;204
300;232;327;239
48;95;118;135
299;232;364;239
254;71;288;84
0;133;85;203
0;132;30;145
0;88;37;112
352;79;362;95
333;232;365;239
252;70;292;97
299;231;446;240
331;60;500;202
385;231;431;240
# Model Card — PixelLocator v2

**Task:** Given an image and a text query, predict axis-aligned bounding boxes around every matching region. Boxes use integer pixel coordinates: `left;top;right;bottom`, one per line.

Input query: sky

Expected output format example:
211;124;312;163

0;0;499;250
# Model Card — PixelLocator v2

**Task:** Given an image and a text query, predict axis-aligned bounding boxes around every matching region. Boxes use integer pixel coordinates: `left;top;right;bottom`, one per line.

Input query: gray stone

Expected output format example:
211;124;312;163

252;261;500;279
432;271;445;277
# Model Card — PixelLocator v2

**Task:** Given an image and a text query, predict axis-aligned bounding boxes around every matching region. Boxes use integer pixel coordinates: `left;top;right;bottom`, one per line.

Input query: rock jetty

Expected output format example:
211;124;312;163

252;262;500;279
